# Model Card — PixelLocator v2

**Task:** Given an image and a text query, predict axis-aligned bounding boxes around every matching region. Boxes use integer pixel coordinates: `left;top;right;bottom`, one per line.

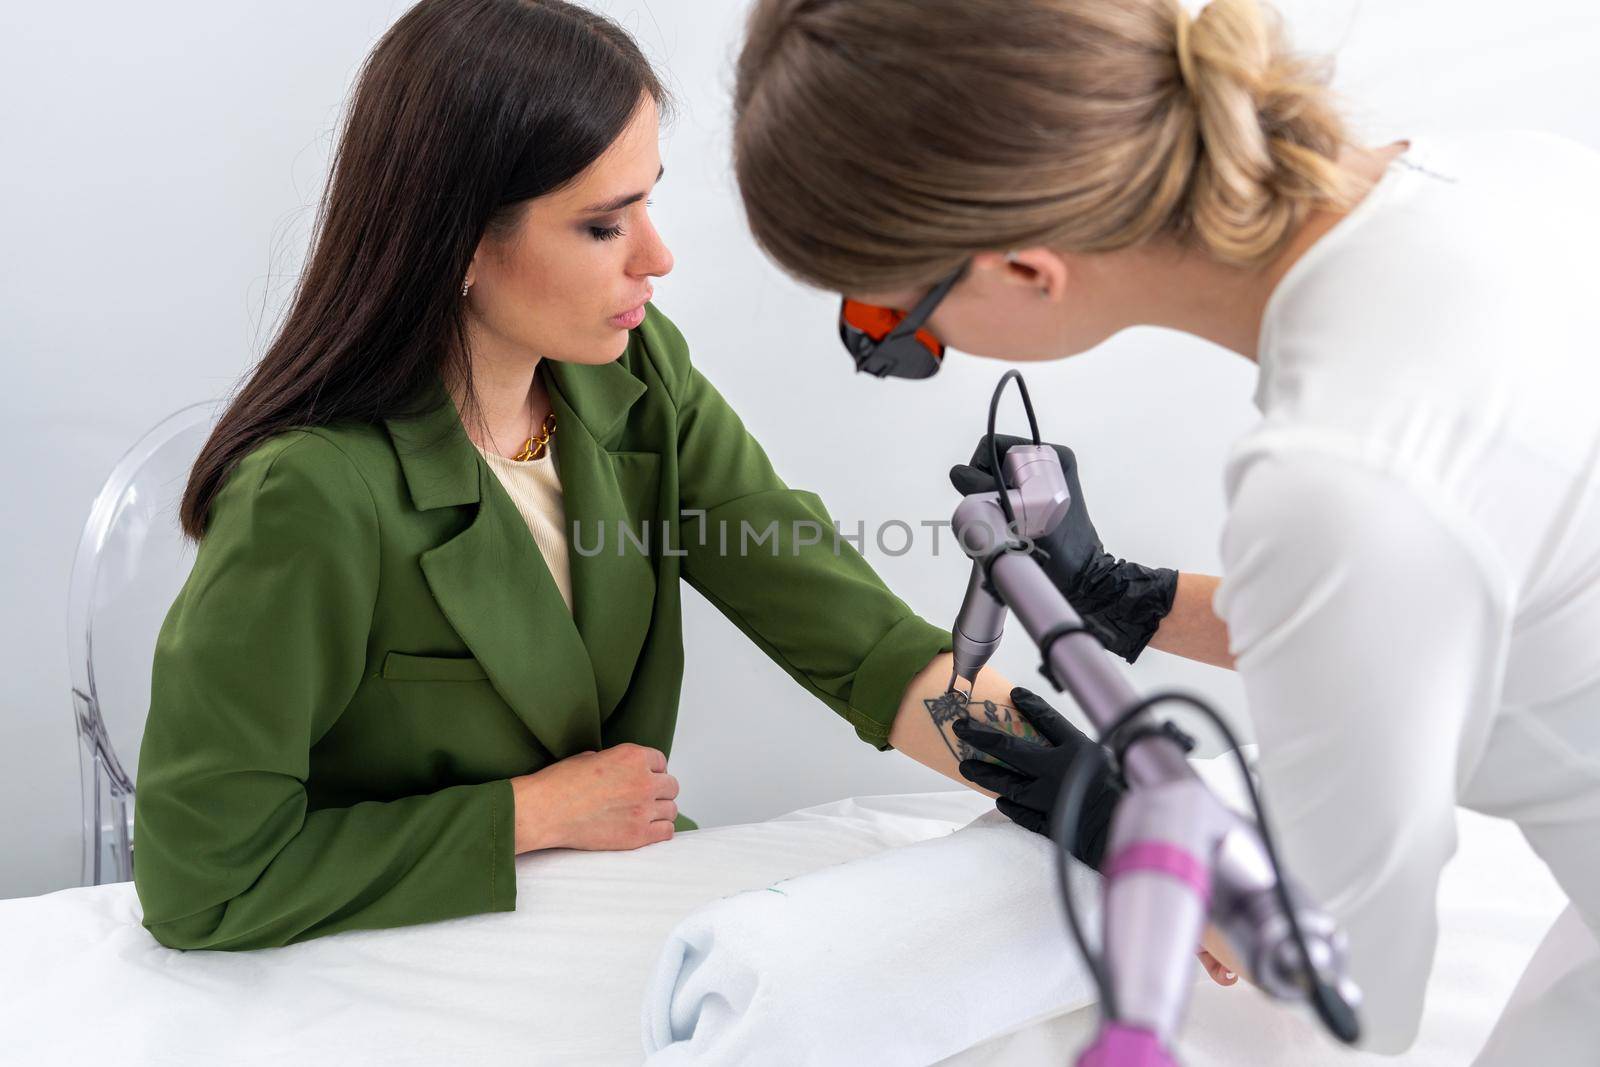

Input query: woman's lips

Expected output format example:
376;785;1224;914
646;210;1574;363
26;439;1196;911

609;303;647;330
609;292;652;330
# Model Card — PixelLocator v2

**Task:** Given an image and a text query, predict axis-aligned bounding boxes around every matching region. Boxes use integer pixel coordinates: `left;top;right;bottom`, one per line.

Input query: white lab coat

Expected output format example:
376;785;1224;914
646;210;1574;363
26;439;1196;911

1212;129;1600;1061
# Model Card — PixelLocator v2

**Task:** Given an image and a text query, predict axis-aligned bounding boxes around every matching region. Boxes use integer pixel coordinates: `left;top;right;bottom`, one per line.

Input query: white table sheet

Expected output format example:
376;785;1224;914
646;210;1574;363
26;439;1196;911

0;779;1567;1065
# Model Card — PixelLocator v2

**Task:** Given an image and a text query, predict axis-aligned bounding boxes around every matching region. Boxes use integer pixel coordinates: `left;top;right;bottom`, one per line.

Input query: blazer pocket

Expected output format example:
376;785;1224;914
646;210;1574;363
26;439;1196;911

381;651;489;682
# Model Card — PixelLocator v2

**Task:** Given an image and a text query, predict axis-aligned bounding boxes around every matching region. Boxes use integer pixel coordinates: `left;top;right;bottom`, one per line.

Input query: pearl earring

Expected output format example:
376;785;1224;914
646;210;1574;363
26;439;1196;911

461;278;471;298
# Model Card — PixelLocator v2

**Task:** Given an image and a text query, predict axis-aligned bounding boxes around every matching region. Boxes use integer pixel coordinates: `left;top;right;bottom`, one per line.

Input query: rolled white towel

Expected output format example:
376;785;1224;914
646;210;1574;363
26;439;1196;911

640;808;1103;1066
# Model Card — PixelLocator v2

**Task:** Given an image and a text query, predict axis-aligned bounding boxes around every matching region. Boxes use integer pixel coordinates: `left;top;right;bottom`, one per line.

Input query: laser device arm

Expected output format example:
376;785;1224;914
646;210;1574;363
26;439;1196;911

947;372;1362;1063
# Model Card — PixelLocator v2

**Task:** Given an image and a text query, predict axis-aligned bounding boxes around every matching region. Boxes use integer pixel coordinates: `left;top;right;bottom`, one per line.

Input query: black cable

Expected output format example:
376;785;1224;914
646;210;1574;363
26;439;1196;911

1034;622;1100;691
1050;689;1362;1046
1050;739;1121;1021
985;371;1042;532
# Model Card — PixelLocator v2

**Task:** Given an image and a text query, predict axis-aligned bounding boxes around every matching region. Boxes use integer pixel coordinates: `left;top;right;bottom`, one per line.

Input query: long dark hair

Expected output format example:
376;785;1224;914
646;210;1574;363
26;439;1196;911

180;0;671;539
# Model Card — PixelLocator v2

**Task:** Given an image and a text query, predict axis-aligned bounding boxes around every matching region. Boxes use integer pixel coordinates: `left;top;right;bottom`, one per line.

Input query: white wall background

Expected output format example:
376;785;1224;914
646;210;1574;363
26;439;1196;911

2;0;1596;899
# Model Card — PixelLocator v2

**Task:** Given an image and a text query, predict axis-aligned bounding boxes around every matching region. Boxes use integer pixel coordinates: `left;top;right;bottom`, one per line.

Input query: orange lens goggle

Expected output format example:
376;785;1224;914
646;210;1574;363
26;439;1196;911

837;259;970;379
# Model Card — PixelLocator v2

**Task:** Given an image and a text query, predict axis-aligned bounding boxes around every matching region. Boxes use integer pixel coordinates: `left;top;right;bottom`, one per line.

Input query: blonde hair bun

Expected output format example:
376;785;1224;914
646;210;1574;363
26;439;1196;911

733;0;1367;292
1175;0;1361;264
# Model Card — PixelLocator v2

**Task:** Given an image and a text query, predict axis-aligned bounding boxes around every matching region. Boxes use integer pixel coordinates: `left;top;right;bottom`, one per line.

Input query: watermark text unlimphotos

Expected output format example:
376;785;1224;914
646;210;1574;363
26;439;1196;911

569;510;1035;559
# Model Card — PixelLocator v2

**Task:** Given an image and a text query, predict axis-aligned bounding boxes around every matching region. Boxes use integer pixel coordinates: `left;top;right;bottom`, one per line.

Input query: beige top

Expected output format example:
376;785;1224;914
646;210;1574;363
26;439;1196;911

475;436;573;613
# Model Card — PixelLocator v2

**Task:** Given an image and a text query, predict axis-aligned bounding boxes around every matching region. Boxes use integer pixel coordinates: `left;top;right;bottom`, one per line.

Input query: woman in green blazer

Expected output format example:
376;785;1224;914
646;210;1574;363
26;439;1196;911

132;0;1078;951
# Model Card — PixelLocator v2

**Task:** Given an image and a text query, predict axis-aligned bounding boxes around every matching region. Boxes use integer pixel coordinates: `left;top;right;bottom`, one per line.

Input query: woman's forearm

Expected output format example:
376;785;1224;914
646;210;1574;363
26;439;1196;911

884;575;1234;781
885;652;1036;791
1146;572;1235;669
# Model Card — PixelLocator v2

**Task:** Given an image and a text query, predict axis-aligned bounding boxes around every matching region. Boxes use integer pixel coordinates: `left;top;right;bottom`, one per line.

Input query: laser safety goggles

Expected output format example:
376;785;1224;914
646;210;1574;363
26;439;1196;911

838;258;971;379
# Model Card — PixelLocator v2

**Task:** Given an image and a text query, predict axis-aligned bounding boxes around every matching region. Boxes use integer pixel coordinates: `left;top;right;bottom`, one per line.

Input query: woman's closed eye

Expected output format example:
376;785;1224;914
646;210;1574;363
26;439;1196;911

588;198;653;241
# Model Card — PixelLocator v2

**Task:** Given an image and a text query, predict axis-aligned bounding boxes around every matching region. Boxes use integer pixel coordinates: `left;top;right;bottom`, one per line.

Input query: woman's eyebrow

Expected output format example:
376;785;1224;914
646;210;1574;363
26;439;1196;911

581;164;665;215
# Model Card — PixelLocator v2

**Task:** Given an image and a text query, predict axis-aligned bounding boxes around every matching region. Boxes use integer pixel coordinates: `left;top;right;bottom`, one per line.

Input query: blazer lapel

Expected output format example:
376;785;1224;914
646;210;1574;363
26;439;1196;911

546;357;660;721
384;375;599;758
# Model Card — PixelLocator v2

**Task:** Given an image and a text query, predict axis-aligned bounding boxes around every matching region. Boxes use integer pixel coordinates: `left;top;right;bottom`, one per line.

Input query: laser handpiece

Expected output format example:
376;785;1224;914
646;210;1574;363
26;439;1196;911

948;442;1071;693
943;371;1362;1063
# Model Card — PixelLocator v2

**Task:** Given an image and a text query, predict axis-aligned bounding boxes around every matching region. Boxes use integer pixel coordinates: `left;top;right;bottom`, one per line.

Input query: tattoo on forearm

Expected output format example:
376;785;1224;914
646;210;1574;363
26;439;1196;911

924;691;1045;766
924;691;976;763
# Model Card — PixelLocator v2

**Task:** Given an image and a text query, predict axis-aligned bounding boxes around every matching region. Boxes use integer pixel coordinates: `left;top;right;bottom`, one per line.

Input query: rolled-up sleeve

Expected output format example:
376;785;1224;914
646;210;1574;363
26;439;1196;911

640;307;950;750
1215;443;1506;1051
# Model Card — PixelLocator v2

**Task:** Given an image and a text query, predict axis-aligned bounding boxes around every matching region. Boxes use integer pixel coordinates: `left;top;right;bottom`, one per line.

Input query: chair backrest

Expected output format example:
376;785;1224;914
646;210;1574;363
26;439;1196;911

67;401;221;885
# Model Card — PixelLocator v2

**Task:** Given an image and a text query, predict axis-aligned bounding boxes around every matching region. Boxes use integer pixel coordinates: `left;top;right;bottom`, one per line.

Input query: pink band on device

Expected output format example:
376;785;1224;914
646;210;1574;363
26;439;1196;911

1103;841;1212;909
1077;1023;1177;1067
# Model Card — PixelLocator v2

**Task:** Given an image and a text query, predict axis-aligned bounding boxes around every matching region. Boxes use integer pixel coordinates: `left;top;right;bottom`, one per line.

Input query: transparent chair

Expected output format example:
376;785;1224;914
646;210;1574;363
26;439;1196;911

67;401;221;885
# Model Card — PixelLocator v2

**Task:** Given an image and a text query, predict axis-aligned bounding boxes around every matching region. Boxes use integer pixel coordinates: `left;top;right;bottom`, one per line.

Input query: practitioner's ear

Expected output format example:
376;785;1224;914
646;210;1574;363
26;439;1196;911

970;248;1070;303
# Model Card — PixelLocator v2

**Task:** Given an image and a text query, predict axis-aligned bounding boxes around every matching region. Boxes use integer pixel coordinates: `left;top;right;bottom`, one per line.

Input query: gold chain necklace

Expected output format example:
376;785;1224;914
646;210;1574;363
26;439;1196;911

513;411;557;461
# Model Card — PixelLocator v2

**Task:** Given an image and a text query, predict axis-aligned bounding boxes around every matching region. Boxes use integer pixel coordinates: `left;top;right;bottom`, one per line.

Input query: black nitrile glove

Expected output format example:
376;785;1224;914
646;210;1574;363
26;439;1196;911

949;434;1178;664
953;687;1125;871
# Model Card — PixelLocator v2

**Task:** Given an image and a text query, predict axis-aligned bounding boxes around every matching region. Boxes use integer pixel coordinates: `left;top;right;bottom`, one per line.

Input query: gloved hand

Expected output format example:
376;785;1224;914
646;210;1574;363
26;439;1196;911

949;434;1178;664
958;688;1238;987
953;687;1125;871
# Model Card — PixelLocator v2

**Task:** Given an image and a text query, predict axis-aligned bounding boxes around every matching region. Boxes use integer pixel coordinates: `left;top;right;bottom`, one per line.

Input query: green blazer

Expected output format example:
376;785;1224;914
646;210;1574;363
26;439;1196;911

132;305;952;951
